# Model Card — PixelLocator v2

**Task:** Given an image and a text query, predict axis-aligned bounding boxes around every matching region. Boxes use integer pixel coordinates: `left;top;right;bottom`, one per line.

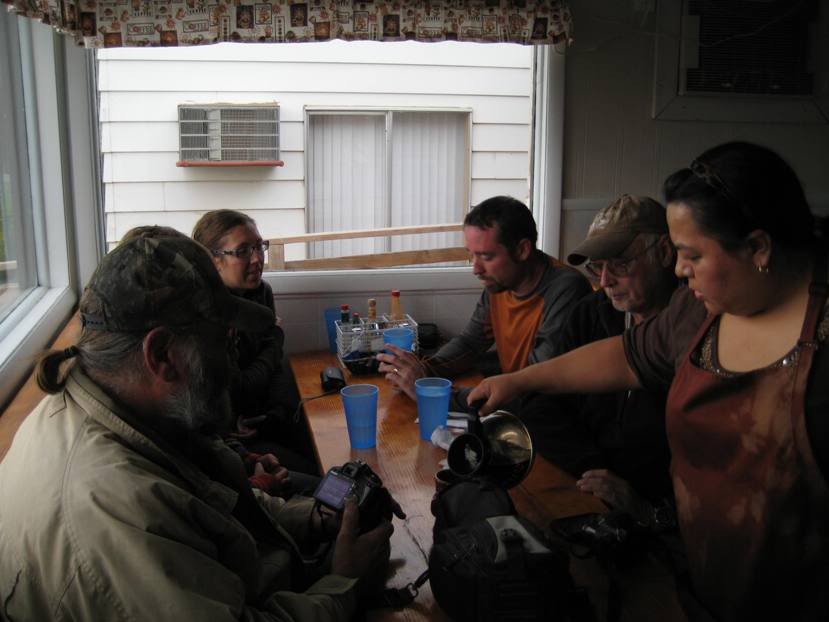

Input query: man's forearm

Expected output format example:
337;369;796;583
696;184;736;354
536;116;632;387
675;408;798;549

427;291;493;378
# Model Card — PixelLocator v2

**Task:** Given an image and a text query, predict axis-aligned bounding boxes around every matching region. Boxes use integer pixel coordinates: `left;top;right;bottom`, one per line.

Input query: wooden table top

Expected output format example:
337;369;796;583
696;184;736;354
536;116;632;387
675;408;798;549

289;350;608;622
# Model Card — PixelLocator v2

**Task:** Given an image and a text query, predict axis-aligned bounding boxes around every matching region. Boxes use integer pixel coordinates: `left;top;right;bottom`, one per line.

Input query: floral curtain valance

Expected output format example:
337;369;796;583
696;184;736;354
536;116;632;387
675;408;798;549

3;0;571;48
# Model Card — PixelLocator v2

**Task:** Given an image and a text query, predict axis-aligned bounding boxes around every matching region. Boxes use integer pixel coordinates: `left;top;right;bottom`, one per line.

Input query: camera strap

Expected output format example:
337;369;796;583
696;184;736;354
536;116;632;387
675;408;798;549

364;569;430;609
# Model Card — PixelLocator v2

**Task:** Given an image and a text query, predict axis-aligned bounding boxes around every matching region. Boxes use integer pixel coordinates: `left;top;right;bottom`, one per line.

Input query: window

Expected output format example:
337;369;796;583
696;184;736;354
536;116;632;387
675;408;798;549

306;109;469;262
0;12;37;324
0;15;98;407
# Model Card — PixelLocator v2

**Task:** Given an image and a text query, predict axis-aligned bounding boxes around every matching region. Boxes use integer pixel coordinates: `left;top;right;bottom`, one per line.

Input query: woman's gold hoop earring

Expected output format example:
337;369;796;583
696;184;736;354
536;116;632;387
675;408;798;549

756;264;770;274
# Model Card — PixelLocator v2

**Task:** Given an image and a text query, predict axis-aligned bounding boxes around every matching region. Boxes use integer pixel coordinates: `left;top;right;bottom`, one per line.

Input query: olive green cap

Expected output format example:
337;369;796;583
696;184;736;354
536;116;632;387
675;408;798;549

80;236;273;332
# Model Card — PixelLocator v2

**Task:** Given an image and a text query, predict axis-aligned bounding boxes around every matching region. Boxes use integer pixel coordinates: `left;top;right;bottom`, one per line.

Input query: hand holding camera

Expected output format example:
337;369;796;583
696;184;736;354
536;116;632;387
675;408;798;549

314;461;405;588
332;496;394;582
313;460;404;533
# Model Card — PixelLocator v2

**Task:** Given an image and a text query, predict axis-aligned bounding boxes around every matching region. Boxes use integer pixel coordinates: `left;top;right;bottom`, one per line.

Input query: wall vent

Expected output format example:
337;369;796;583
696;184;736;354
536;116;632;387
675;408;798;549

177;104;282;167
681;0;818;97
653;0;828;123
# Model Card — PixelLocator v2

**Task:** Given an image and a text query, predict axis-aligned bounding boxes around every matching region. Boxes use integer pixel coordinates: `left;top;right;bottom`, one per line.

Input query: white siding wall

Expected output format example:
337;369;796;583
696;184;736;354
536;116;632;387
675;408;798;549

98;41;533;251
98;41;533;352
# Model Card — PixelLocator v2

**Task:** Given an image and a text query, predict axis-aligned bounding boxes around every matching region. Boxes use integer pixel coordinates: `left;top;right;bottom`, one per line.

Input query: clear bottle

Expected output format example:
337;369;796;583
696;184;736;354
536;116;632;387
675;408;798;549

366;299;383;352
352;312;367;357
389;290;403;321
342;306;360;359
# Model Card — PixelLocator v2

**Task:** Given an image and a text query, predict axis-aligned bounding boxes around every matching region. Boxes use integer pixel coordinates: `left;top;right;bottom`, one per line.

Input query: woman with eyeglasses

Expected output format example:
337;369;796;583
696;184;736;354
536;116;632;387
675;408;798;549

471;142;829;621
193;210;316;478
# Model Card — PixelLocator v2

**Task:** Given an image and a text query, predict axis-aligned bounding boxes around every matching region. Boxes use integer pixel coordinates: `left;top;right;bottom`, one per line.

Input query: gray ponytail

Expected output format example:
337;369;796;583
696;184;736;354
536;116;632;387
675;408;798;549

35;330;145;394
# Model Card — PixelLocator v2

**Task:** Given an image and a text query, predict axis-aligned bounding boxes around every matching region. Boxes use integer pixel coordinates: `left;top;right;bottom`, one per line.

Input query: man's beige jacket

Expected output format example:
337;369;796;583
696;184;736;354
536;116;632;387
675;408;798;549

0;369;356;621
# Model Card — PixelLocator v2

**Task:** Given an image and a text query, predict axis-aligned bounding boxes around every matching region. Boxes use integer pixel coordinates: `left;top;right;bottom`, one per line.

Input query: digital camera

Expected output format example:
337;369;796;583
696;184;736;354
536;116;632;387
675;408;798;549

551;511;642;559
312;460;393;533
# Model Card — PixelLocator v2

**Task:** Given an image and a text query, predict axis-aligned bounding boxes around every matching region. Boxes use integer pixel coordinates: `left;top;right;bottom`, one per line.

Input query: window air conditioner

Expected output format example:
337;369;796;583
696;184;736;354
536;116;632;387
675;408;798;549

177;103;282;167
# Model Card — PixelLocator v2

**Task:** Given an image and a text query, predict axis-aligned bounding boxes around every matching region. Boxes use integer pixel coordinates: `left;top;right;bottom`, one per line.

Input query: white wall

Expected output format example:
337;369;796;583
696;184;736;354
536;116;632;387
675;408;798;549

98;40;534;251
97;40;535;351
559;0;829;258
269;271;481;354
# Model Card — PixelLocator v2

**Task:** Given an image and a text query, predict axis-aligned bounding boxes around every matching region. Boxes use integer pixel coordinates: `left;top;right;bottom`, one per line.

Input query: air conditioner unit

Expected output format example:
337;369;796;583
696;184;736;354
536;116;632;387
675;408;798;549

177;103;283;167
679;0;818;97
652;0;828;123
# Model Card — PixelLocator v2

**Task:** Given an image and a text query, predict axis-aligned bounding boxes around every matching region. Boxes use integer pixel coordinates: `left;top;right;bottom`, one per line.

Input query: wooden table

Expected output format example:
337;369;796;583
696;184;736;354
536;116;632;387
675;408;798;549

290;350;614;621
291;351;687;622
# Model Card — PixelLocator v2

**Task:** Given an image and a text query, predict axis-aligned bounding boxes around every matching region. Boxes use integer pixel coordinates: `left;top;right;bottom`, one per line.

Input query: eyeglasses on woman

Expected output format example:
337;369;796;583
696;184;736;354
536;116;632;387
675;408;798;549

212;241;270;260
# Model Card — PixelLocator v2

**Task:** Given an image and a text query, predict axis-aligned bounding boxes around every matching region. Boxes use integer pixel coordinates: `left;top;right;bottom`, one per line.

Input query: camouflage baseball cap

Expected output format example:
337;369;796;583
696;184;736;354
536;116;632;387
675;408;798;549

80;236;273;332
567;194;667;266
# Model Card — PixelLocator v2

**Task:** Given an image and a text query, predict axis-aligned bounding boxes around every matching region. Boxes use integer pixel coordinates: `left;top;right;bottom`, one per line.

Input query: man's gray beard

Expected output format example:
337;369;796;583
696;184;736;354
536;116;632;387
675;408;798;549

164;350;233;434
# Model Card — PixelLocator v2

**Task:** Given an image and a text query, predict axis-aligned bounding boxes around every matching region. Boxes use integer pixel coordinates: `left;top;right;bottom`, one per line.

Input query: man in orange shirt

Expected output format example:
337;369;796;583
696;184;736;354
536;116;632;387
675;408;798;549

377;195;591;409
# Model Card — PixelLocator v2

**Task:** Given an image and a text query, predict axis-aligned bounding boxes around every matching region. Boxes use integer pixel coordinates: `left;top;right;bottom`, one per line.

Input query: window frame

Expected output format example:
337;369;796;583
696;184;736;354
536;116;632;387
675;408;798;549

652;0;829;123
0;9;38;328
0;17;104;409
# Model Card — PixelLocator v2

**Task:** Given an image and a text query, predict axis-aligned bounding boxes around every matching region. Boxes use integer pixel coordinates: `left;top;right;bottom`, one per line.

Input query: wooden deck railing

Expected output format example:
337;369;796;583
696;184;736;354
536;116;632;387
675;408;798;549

266;223;468;271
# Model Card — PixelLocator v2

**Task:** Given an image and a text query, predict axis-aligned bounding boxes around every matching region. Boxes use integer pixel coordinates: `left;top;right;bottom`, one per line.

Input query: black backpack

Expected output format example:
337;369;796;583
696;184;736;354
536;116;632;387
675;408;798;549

428;478;574;622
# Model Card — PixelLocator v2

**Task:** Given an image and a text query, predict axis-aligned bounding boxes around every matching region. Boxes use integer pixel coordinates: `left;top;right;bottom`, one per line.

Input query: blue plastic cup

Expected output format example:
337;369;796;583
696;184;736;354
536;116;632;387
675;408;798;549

324;308;339;353
383;327;414;353
415;377;452;441
340;384;379;449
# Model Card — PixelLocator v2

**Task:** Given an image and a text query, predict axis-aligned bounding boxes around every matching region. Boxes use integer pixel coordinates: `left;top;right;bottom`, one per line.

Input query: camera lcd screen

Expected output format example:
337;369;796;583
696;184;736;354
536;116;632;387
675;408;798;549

313;471;355;510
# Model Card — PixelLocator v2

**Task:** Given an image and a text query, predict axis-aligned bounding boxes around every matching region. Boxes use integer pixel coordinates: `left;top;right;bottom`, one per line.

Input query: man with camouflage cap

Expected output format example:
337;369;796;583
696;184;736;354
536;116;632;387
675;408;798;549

521;195;680;530
0;235;398;621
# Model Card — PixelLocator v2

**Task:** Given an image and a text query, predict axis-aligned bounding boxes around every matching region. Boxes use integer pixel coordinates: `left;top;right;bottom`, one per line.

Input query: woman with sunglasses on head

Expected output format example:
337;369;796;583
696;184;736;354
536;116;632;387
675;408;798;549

193;210;316;478
471;142;829;621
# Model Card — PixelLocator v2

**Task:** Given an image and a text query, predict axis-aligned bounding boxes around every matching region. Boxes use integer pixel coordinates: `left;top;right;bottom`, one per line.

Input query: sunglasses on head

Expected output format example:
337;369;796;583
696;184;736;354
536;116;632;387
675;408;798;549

688;158;761;229
689;159;736;204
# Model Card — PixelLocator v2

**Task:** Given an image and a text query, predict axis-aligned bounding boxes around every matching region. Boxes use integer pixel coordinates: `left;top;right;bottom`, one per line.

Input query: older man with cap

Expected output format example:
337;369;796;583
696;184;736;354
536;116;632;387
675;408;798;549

520;195;679;529
0;235;399;621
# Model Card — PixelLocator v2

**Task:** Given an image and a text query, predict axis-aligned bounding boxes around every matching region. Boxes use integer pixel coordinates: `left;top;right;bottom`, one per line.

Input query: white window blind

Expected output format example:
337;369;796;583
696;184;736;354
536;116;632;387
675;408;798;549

307;109;469;264
390;111;466;253
307;113;386;258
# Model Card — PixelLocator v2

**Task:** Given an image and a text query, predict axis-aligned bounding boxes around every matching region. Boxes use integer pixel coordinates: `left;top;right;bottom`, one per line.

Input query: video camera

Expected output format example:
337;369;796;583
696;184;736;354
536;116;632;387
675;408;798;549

312;460;393;533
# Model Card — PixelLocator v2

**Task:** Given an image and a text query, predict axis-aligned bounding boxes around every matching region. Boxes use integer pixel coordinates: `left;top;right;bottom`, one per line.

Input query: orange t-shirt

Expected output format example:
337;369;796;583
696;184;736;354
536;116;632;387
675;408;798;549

488;289;544;373
426;254;591;380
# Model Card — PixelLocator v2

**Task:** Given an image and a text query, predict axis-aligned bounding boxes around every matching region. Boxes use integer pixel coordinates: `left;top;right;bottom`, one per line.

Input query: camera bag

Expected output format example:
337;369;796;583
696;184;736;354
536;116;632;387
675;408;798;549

428;479;572;622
